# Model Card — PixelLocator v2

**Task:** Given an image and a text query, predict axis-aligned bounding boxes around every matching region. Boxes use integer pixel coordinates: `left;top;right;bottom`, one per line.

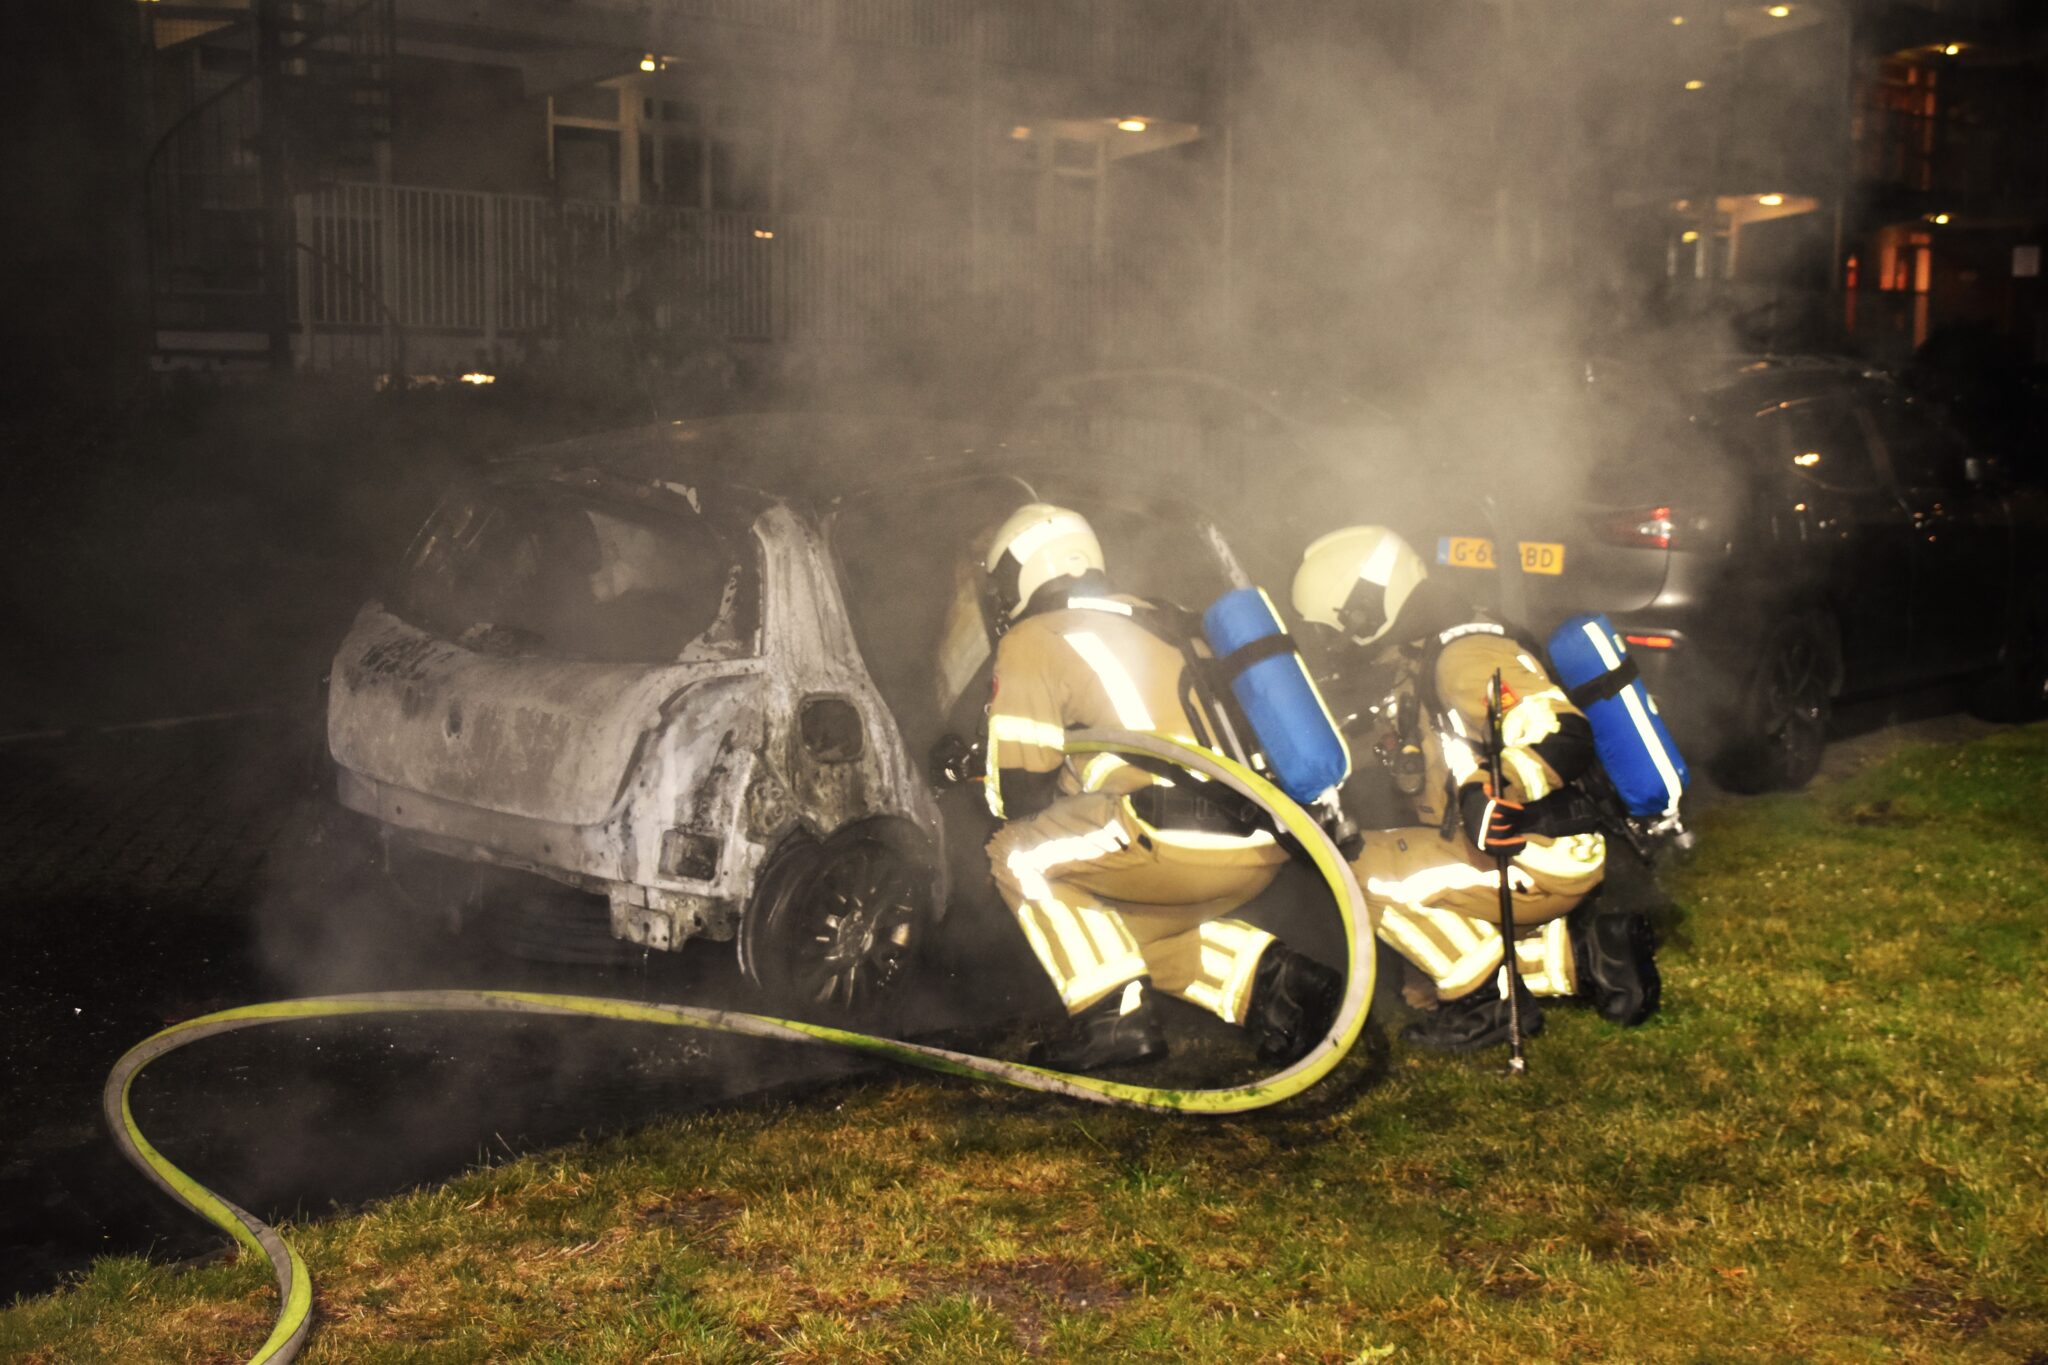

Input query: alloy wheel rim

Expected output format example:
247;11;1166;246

792;842;919;1013
1762;631;1826;768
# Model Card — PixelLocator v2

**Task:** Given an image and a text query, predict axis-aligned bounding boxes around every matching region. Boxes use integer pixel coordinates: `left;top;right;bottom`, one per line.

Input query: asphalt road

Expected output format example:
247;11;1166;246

0;690;2007;1302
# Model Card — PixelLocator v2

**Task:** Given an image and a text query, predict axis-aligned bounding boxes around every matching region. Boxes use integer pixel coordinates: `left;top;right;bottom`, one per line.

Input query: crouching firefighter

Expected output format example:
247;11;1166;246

959;503;1343;1073
1290;526;1661;1052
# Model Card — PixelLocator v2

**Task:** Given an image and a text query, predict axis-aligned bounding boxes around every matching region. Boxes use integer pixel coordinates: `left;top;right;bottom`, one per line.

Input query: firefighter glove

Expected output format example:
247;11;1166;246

1459;780;1532;856
928;733;985;789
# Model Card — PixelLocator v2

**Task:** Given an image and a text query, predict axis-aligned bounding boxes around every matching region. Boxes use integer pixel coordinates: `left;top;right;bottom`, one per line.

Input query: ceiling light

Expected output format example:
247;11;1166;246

1928;212;1951;225
1943;42;1963;56
1681;230;1701;243
1794;452;1821;467
639;54;658;72
1684;79;1706;91
1767;5;1791;16
1009;125;1031;140
753;228;774;239
1116;118;1148;133
1671;14;1686;24
1758;193;1785;206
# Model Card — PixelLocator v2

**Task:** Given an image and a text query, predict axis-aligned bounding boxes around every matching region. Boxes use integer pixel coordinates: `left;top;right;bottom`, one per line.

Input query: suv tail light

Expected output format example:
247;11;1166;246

1598;505;1675;550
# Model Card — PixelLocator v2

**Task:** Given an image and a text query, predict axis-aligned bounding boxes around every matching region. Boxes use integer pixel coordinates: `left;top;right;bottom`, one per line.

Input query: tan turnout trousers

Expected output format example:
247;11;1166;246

988;791;1290;1019
1352;628;1606;1003
1355;826;1582;1001
982;594;1289;1019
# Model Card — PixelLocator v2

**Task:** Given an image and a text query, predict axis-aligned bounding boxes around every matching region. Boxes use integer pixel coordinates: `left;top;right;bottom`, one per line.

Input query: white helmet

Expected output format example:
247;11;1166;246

1291;525;1427;646
985;502;1105;621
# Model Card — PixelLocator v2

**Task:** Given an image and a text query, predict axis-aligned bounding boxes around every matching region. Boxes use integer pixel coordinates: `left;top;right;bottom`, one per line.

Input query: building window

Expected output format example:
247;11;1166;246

554;125;619;202
985;124;1102;239
638;99;774;212
551;86;624;201
1856;60;1939;192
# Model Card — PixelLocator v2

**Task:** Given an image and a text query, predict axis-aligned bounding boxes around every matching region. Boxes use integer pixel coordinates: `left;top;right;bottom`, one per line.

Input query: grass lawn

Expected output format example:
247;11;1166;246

6;725;2046;1363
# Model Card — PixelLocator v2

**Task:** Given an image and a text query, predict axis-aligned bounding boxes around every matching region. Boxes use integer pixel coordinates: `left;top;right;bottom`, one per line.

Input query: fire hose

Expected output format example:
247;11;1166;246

102;730;1375;1364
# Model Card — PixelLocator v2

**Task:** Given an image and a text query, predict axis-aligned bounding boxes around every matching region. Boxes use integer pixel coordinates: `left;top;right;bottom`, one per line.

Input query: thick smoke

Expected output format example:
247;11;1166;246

236;0;1857;1021
6;3;1866;1291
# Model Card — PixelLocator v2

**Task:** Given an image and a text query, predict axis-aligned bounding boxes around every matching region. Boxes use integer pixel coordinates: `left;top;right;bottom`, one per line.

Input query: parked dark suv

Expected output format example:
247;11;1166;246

1419;356;2048;790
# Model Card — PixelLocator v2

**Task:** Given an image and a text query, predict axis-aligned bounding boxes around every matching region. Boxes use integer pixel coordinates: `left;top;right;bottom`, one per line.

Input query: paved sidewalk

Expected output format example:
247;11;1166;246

0;712;874;1302
0;713;322;1299
0;711;314;909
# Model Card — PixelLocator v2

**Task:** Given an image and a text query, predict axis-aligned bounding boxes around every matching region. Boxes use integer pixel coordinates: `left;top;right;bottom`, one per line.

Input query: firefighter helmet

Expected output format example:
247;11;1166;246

1291;525;1427;646
985;503;1105;622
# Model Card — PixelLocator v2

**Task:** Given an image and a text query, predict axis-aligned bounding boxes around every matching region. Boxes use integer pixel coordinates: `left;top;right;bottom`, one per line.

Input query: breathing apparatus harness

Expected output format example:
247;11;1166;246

1406;617;1681;864
998;579;1352;850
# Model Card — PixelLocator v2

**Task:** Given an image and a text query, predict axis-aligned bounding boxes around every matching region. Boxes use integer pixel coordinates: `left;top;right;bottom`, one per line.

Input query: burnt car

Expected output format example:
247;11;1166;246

1402;356;2048;790
324;414;1253;1014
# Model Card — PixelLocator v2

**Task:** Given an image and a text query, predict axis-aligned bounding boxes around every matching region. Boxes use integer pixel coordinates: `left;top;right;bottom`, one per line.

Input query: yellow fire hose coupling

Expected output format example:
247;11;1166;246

101;729;1374;1364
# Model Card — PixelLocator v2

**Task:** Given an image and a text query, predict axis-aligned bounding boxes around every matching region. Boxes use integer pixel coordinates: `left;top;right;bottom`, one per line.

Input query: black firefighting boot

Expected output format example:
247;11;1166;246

1569;903;1661;1026
1399;976;1545;1052
1029;979;1167;1072
1247;945;1345;1065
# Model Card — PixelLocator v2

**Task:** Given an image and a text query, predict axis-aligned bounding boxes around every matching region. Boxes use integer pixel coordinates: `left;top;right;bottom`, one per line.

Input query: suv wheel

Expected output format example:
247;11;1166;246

739;821;933;1021
1718;615;1832;793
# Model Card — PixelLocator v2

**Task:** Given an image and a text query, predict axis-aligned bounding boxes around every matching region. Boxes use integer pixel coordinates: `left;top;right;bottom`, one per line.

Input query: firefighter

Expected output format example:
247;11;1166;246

1289;525;1660;1051
972;503;1343;1073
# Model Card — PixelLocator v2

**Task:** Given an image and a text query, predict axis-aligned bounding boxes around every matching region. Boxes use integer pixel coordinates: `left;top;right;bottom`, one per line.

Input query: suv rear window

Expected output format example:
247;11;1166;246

1757;399;1884;494
396;481;756;663
1868;399;1974;492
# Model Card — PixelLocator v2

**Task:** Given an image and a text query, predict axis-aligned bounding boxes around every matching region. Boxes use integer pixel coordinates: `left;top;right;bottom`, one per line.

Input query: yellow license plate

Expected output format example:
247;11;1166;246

1437;536;1566;575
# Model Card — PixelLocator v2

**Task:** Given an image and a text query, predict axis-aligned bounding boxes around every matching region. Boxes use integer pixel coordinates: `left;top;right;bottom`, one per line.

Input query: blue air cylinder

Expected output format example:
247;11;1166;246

1545;613;1689;818
1202;587;1351;805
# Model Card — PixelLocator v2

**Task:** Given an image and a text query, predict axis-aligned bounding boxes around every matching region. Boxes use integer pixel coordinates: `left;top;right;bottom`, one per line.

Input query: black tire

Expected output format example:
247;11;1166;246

1716;615;1833;793
737;821;935;1022
1968;592;2048;723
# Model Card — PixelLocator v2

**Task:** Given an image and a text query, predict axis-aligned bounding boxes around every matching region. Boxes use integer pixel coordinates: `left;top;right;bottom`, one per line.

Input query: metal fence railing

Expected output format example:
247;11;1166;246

289;180;1207;368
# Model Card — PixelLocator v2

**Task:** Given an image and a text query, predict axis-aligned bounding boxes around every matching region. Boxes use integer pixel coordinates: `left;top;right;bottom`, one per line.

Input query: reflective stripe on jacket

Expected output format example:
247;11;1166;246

984;595;1204;818
1420;628;1605;893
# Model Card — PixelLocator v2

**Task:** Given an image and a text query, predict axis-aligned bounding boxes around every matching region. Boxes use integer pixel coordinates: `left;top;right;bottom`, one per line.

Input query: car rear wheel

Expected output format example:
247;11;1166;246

738;822;934;1022
1718;615;1832;793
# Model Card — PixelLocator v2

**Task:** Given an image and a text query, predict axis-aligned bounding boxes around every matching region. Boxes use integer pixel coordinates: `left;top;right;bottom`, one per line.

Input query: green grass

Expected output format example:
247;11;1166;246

8;726;2048;1363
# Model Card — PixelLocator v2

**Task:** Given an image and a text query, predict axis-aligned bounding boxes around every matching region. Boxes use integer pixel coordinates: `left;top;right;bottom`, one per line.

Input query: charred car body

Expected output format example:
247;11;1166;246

325;414;1251;1012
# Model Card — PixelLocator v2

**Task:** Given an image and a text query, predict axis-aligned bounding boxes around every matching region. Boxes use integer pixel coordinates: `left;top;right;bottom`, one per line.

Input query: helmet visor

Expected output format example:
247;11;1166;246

1337;573;1389;643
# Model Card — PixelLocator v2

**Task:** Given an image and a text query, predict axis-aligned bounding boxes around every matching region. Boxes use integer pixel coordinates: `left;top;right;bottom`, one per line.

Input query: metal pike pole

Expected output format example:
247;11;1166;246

1486;669;1528;1077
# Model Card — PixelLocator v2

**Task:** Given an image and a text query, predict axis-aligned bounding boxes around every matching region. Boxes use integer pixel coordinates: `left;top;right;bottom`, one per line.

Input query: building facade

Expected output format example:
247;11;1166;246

1580;0;2046;363
117;0;2048;386
137;0;1235;382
